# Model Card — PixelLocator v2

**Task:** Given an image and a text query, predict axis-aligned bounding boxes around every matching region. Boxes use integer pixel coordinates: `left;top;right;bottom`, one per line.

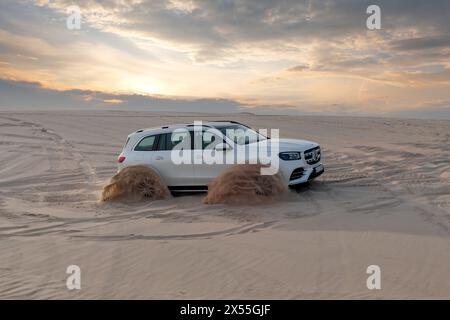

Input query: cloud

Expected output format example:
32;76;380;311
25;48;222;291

287;65;309;72
390;35;450;51
102;98;126;104
0;0;449;116
0;78;242;112
29;0;450;58
0;78;315;115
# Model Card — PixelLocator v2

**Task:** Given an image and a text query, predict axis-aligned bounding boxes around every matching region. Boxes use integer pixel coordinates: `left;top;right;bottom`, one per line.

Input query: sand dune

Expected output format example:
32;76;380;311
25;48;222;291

0;110;449;299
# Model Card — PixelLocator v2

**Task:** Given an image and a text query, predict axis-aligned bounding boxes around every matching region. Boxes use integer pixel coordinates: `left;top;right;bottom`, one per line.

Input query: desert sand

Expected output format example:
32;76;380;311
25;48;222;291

0;110;449;299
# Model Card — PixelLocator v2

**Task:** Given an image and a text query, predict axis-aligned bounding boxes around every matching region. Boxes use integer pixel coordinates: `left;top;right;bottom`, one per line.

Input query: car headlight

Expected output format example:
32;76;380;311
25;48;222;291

279;151;301;161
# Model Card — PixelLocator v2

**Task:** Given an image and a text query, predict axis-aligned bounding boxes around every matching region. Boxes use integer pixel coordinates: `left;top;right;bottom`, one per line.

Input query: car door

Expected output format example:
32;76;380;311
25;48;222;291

192;129;234;185
150;131;195;187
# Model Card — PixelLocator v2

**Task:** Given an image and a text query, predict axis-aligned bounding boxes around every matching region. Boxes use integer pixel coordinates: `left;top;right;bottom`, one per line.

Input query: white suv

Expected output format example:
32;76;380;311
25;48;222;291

117;121;324;191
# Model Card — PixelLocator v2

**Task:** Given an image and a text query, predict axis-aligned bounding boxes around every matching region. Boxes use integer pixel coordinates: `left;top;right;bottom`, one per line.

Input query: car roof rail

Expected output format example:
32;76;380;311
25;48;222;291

156;121;251;130
208;120;251;128
161;124;190;129
186;123;212;128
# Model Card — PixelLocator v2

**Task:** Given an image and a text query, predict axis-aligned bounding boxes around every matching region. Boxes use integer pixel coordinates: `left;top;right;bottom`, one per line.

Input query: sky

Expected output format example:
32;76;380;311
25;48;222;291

0;0;449;118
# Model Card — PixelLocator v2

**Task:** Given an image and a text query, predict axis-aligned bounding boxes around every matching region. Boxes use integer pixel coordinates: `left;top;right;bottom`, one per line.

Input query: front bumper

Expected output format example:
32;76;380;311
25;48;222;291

287;164;324;186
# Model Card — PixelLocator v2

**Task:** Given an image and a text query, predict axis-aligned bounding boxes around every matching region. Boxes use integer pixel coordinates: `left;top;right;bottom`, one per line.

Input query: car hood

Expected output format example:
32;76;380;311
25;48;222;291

252;138;318;151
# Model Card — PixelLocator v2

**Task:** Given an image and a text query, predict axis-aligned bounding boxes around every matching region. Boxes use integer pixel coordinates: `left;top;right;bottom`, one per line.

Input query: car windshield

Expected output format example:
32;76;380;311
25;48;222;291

217;124;267;145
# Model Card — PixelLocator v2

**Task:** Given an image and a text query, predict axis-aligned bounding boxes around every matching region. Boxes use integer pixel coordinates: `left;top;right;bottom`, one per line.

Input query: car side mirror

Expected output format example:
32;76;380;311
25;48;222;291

214;142;232;151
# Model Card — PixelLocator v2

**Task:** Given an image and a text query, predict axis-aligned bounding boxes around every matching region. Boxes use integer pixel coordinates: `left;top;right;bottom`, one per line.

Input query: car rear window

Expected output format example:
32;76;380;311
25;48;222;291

134;135;157;151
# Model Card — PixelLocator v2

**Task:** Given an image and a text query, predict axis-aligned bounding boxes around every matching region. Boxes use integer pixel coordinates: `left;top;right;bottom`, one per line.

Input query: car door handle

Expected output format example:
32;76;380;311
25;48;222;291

155;156;164;160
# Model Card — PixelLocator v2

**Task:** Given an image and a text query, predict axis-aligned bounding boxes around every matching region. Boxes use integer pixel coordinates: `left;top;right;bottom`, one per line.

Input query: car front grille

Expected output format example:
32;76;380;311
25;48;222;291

290;167;305;181
304;146;321;165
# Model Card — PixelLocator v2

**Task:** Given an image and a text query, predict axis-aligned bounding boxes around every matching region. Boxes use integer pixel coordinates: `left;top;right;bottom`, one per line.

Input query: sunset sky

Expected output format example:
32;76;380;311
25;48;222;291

0;0;449;117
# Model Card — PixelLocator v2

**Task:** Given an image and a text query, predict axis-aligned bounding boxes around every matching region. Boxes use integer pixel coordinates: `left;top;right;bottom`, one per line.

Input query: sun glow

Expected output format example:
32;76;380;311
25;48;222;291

125;79;165;96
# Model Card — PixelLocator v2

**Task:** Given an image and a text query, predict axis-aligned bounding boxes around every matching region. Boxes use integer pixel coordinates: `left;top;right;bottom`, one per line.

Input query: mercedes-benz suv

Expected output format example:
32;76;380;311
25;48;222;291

117;121;324;191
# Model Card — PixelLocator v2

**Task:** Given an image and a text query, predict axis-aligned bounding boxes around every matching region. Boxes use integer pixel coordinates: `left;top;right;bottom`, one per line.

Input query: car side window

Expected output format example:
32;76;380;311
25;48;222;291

165;131;191;150
134;135;158;151
200;131;223;149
